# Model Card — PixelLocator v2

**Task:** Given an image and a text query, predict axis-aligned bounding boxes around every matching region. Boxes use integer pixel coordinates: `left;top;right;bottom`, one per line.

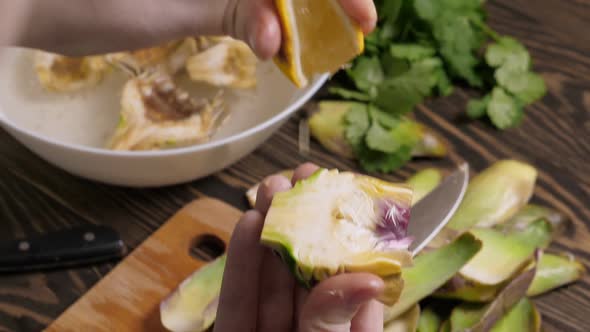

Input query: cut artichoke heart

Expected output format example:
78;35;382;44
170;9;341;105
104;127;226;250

186;37;257;89
107;71;226;151
261;169;414;305
34;51;109;92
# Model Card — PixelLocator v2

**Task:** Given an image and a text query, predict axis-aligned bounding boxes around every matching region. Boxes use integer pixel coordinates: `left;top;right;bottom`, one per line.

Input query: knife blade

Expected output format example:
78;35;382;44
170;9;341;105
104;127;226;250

408;163;469;256
0;225;127;273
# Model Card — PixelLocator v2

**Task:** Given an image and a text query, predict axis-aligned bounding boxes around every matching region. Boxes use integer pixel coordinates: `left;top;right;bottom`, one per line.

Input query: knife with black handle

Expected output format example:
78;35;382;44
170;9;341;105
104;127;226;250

0;225;127;273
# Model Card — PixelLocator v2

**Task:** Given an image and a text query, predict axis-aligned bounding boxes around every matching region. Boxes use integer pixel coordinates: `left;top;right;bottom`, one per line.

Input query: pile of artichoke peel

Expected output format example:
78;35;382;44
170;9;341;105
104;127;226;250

33;36;258;151
160;160;585;332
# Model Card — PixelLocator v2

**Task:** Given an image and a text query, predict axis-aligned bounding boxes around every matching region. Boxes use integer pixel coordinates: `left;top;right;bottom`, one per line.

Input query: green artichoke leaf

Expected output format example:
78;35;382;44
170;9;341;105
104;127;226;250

160;255;226;332
527;251;586;296
384;233;482;322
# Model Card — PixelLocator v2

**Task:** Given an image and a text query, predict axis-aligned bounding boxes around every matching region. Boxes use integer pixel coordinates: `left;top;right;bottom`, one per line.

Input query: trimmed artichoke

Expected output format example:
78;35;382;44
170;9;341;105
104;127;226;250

261;168;415;305
34;51;110;92
186;37;258;89
107;70;227;151
160;255;226;332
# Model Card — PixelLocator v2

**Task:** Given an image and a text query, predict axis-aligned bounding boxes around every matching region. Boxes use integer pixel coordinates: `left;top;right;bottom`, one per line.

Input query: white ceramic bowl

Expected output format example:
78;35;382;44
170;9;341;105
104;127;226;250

0;48;328;187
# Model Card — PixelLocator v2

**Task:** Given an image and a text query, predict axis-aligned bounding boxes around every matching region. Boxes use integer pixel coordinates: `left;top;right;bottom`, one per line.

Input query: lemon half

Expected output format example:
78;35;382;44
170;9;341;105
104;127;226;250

273;0;365;88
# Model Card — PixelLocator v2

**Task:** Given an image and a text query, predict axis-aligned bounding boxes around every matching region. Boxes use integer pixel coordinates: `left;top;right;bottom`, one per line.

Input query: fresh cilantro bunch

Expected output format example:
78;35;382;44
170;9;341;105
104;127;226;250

327;0;546;172
468;36;547;128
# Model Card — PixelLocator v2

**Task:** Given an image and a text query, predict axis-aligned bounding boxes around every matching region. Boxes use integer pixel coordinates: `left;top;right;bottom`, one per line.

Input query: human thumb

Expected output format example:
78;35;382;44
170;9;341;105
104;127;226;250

298;273;385;332
221;0;281;59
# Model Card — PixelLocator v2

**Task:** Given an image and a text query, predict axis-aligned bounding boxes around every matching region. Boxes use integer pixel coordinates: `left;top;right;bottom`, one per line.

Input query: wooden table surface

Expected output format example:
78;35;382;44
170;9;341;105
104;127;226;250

0;0;589;331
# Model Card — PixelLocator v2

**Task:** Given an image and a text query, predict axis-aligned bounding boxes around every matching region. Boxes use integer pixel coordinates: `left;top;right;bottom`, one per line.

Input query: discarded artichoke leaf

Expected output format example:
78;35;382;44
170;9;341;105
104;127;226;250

434;275;502;303
495;204;569;239
245;170;296;207
490;298;541;332
459;219;551;285
384;233;482;322
307;101;448;159
447;253;539;332
448;303;484;330
107;70;227;151
446;160;537;231
406;168;443;205
436;249;583;302
417;306;442;332
261;168;414;306
34;51;110;92
308;101;358;159
411;124;448;158
527;251;586;296
160;255;226;332
439;320;451;332
186;37;257;89
384;304;421;332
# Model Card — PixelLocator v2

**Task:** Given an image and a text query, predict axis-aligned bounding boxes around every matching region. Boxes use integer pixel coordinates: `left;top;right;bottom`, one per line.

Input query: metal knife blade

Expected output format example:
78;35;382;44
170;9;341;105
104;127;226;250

0;225;127;273
408;163;469;256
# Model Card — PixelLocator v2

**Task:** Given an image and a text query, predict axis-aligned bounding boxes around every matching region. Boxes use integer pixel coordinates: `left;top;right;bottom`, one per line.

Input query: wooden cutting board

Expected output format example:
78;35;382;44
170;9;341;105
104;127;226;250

44;198;242;332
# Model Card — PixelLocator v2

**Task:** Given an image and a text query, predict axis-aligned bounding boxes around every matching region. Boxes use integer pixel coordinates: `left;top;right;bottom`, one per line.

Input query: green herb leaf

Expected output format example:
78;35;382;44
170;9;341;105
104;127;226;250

380;53;410;77
496;69;546;105
346;56;384;96
434;12;484;86
486;37;530;70
366;120;400;153
414;0;440;21
467;94;491;119
487;87;524;129
436;67;454;96
390;43;436;61
329;87;372;102
375;58;441;114
344;103;370;146
356;143;414;173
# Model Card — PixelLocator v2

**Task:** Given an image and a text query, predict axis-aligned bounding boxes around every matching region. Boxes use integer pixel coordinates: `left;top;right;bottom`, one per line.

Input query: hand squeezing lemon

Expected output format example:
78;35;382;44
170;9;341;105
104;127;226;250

273;0;366;87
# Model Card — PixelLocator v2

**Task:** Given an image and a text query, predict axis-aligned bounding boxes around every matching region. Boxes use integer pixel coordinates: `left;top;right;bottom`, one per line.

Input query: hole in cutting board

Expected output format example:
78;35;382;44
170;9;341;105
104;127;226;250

190;234;226;262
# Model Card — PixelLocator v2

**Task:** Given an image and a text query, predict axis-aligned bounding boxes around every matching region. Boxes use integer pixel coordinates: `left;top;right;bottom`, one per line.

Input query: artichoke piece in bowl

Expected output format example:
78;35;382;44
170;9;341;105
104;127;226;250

107;70;226;151
261;168;414;305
